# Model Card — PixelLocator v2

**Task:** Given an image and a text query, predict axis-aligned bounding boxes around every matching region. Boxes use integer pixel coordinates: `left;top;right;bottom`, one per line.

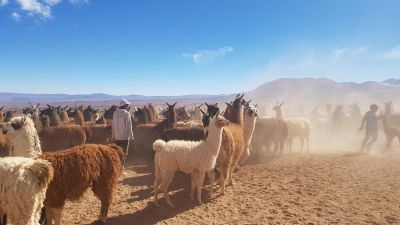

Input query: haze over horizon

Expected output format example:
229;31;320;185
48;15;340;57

1;1;399;95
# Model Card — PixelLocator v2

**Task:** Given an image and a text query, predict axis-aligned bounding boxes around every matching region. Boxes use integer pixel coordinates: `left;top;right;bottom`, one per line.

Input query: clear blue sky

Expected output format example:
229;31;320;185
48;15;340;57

0;0;399;95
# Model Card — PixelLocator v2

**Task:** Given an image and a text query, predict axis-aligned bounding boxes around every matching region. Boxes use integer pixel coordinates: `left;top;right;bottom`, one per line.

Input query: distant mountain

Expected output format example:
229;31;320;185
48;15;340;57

0;92;231;107
246;77;400;105
1;77;399;107
383;78;400;85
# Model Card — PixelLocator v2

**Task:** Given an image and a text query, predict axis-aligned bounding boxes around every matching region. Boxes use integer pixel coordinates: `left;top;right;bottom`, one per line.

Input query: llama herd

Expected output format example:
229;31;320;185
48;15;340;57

0;96;400;224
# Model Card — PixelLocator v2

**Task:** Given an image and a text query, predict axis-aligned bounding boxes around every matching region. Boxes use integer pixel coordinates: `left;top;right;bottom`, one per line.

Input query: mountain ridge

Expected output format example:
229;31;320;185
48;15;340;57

0;77;399;106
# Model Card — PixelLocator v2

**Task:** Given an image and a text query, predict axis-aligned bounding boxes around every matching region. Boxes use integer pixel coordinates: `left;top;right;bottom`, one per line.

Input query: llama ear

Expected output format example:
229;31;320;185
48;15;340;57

47;104;51;108
166;102;171;107
29;102;34;107
205;102;210;107
239;93;245;100
172;102;177;107
214;103;218;106
200;109;206;116
37;103;40;108
280;102;284;106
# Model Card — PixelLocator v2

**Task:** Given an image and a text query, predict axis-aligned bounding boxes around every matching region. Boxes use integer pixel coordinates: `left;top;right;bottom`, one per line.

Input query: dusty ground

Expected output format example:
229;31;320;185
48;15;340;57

61;151;400;225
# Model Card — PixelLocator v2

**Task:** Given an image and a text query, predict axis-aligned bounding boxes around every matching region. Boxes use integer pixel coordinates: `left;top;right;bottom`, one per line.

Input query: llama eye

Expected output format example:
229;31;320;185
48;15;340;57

11;122;21;130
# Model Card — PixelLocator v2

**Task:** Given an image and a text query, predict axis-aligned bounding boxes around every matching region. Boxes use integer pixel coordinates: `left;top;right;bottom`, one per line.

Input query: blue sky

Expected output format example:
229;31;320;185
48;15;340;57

0;0;399;95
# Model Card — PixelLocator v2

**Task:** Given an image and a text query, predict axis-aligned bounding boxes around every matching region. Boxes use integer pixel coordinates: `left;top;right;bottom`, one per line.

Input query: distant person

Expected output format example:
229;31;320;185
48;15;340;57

112;99;134;169
331;105;347;133
359;104;379;152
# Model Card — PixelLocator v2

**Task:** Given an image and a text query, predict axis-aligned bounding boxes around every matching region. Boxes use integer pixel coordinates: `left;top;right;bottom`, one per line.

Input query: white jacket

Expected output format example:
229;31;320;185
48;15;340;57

112;109;134;141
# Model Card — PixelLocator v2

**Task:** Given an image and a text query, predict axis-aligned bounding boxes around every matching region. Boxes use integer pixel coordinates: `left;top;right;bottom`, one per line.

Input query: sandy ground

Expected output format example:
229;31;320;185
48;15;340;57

60;150;400;225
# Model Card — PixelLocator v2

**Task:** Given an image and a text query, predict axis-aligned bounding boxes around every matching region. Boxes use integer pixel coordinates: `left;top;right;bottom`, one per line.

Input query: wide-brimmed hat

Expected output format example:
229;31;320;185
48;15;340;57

119;99;131;107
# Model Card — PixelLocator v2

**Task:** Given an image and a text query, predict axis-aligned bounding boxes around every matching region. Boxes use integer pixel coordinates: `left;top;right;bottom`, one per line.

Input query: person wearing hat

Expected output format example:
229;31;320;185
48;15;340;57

112;99;134;168
359;104;379;152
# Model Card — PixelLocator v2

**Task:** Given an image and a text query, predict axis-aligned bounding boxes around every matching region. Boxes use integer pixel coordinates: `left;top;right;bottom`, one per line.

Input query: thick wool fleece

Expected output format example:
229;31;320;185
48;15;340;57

0;157;53;225
5;116;42;158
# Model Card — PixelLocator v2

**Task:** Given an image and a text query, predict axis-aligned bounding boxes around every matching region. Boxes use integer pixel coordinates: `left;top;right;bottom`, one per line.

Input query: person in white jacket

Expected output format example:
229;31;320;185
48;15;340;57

112;99;134;168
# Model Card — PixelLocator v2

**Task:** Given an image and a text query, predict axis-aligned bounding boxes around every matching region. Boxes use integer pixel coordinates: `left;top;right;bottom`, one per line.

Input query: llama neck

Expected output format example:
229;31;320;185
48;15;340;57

204;125;224;155
385;106;392;117
12;122;42;158
230;105;244;126
195;109;201;120
33;110;39;118
275;109;284;119
381;117;389;132
167;110;176;129
243;115;257;146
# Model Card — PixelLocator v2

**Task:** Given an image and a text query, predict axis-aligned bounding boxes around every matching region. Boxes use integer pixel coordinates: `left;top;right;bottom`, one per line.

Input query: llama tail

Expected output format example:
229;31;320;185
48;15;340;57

29;159;54;189
153;139;167;152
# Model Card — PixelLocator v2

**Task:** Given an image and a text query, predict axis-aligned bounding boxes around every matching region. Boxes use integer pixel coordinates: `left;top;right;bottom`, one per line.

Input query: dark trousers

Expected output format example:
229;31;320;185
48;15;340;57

115;140;129;167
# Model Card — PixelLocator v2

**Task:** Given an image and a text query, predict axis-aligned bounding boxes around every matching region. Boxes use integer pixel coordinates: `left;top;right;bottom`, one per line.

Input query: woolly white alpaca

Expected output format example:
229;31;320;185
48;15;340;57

0;157;53;225
1;116;42;158
153;113;230;207
273;103;311;152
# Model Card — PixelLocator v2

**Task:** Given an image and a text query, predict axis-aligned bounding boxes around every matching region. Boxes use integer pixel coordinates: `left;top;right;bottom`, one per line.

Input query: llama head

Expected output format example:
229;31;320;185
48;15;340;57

246;105;258;118
272;102;284;111
210;112;230;128
165;102;177;118
134;107;149;124
205;103;219;117
200;108;211;127
5;110;17;122
383;101;393;114
1;115;34;136
41;114;50;128
176;106;190;120
0;106;4;119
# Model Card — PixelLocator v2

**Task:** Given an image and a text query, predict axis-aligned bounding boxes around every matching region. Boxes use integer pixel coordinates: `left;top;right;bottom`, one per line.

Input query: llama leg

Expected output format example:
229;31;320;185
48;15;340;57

195;171;206;205
44;206;53;225
153;177;161;207
300;137;304;152
227;164;236;186
46;207;62;225
367;132;378;151
360;135;370;152
385;136;394;151
278;141;282;155
218;165;227;195
240;147;250;165
207;170;215;198
272;141;277;156
190;173;196;200
153;163;161;207
160;173;175;208
0;212;5;225
92;181;115;223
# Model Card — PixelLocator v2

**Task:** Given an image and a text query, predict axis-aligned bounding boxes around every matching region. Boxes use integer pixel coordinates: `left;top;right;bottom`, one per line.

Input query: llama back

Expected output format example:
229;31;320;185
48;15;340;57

40;144;123;202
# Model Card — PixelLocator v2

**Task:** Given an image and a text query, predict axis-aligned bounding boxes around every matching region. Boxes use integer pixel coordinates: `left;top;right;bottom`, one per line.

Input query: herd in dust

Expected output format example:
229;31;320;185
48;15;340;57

0;94;399;225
